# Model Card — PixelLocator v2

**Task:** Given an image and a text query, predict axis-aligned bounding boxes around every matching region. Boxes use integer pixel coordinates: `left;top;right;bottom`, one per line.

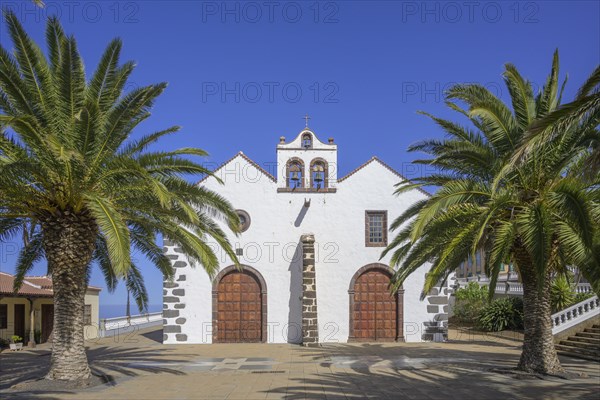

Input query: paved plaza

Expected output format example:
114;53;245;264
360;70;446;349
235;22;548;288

0;327;598;399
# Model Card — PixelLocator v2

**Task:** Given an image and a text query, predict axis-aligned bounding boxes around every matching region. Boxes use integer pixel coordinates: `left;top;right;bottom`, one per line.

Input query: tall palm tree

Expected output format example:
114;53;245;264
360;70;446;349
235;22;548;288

383;52;599;375
511;67;600;288
12;220;150;344
0;12;240;382
515;66;600;184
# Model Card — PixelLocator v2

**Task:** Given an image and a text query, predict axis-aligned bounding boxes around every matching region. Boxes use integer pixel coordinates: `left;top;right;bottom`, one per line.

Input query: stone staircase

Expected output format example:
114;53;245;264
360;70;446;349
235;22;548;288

555;325;600;361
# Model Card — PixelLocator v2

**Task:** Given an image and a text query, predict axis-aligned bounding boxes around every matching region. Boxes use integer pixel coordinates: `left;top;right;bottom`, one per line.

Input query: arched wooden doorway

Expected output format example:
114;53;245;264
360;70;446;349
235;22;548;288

212;265;267;343
348;263;404;342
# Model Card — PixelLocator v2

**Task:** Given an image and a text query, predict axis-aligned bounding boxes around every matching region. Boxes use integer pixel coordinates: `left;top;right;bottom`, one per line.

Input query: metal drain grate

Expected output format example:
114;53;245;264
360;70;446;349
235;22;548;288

251;370;285;374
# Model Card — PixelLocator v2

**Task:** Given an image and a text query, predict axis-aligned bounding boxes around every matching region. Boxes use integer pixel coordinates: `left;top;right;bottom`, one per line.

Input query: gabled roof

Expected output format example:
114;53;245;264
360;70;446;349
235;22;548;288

196;151;276;185
338;156;431;197
0;272;101;297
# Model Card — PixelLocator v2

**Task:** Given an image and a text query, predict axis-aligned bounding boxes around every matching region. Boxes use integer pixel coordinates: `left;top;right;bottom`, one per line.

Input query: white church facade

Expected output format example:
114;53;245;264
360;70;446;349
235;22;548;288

162;128;451;345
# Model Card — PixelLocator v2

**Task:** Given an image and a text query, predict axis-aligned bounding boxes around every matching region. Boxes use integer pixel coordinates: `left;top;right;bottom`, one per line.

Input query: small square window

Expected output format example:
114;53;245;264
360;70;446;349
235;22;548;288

365;211;387;247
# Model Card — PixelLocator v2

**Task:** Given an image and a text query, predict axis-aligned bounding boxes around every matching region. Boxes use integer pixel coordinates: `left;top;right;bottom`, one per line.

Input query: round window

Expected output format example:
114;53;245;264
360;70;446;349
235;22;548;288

236;210;251;232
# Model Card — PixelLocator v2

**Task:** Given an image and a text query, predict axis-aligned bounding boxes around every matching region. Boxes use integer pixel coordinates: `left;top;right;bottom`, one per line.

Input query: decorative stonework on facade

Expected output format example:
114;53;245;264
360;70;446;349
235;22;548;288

301;234;318;347
161;128;450;344
162;238;188;343
422;278;451;341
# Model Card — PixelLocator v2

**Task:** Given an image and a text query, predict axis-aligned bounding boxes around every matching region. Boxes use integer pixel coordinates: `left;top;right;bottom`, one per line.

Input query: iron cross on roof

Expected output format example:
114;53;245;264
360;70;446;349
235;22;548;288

303;113;311;128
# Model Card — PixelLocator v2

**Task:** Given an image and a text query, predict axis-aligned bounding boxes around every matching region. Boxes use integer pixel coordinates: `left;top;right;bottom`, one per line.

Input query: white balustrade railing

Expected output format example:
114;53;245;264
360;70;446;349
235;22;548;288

495;283;505;294
507;282;523;294
454;278;593;296
575;283;593;293
101;312;162;331
453;278;598;335
551;296;599;335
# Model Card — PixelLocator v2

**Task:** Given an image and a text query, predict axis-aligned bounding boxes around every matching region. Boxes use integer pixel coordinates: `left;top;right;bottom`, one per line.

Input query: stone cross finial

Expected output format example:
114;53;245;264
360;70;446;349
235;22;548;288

303;113;311;128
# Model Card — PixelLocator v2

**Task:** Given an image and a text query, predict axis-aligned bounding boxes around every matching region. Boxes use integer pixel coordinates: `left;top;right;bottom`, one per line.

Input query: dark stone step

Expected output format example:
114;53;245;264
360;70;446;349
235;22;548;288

570;335;600;345
559;340;600;351
555;344;600;358
557;350;600;362
578;332;600;339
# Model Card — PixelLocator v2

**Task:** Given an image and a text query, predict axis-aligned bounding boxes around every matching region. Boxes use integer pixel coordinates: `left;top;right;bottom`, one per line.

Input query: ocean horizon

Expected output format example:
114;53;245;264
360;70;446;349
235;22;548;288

100;304;162;319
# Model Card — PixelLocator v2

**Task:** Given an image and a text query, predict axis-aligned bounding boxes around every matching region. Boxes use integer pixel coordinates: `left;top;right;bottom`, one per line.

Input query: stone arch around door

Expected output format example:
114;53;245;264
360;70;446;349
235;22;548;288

348;263;404;342
212;265;267;343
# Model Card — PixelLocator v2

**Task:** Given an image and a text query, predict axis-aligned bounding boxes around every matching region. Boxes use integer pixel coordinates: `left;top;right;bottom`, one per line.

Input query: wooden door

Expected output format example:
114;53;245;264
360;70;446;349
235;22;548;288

352;270;397;341
41;304;54;343
14;304;25;340
217;271;262;342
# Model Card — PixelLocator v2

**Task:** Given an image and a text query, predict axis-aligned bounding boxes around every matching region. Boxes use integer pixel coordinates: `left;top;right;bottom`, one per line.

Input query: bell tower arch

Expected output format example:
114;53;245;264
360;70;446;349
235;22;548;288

276;128;337;191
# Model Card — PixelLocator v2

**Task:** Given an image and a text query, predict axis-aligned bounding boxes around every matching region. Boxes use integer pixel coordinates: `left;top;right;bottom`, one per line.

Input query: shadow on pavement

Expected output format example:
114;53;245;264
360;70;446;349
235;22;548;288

0;338;186;399
265;342;600;400
139;328;164;344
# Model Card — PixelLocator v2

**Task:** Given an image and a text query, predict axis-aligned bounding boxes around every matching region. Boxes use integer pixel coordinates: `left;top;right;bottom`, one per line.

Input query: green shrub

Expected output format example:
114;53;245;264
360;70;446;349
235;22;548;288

453;282;488;324
478;297;524;332
571;291;594;305
11;335;23;343
551;275;574;313
0;338;8;348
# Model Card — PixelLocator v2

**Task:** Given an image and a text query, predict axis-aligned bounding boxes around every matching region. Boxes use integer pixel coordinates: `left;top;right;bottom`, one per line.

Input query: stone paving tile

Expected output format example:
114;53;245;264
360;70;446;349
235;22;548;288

0;327;599;400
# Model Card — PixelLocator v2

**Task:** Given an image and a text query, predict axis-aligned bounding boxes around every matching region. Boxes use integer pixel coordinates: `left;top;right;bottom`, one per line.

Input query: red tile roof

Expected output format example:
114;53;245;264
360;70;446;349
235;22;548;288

0;272;53;296
0;272;101;297
21;276;53;290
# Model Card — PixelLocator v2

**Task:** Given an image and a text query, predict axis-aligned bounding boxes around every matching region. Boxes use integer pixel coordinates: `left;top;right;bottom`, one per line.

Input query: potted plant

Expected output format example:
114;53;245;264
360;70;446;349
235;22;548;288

9;335;23;351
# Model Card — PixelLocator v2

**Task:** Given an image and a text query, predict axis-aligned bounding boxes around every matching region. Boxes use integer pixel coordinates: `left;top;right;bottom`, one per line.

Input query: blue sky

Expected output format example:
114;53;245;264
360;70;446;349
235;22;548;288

1;1;599;311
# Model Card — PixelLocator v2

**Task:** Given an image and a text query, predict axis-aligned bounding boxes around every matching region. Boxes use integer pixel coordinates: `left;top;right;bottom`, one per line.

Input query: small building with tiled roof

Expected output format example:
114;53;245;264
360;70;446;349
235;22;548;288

0;272;100;345
163;127;450;345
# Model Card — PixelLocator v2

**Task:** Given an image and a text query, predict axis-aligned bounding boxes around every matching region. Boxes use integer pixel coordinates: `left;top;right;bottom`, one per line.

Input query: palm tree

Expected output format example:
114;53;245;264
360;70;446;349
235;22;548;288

512;67;600;288
383;52;599;375
519;65;600;179
0;12;240;382
12;220;150;345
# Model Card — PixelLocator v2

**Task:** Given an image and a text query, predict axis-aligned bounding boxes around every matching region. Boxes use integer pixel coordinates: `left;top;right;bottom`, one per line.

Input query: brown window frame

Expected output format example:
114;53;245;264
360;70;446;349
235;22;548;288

83;304;92;325
365;210;388;247
0;304;7;329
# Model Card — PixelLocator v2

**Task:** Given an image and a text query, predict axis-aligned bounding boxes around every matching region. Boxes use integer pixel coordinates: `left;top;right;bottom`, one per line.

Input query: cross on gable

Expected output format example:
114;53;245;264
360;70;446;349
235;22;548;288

303;113;311;128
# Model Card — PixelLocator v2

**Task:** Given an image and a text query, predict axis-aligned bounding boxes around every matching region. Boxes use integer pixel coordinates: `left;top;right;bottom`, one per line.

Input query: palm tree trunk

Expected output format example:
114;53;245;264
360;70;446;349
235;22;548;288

41;208;97;381
516;250;564;375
